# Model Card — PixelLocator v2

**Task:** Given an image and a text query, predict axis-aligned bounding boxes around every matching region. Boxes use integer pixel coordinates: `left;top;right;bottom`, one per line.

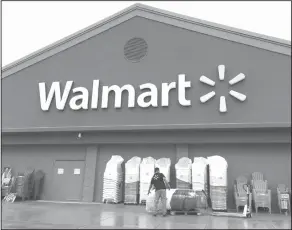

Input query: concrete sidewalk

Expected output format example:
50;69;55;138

1;201;291;229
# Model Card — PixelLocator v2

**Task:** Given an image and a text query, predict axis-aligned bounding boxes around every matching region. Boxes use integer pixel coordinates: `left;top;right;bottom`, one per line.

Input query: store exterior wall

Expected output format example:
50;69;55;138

1;4;290;212
2;16;291;131
189;143;291;212
2;145;87;200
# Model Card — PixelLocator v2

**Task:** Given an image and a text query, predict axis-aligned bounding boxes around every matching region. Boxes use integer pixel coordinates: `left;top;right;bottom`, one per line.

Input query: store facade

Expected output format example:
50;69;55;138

1;4;291;211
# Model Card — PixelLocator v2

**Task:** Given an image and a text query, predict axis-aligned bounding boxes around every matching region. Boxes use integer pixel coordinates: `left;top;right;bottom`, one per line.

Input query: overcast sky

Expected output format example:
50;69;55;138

2;1;291;67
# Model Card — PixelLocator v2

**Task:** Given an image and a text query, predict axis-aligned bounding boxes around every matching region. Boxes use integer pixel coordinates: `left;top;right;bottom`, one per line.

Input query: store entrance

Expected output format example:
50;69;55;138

52;160;85;201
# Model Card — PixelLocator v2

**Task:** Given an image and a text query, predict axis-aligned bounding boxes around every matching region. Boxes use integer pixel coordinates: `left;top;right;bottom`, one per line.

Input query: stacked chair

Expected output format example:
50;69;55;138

175;157;192;189
251;172;271;214
234;176;251;212
277;184;290;214
124;157;141;205
1;167;16;198
15;168;35;201
102;155;124;203
32;170;45;200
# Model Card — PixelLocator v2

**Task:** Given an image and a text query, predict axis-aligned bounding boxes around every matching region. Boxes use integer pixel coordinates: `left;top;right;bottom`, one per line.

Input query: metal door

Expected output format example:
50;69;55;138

52;160;85;201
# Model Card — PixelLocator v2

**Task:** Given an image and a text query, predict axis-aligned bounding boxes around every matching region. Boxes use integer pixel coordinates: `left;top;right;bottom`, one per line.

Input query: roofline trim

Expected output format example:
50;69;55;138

2;3;291;78
1;122;291;133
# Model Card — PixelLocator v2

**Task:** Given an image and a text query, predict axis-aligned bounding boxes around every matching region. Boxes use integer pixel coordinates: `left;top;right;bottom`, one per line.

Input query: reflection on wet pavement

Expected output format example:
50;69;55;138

2;202;291;229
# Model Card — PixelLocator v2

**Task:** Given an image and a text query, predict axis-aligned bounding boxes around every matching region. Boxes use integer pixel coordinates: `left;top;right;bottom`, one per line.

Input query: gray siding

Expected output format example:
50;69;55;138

2;145;86;200
2;17;291;131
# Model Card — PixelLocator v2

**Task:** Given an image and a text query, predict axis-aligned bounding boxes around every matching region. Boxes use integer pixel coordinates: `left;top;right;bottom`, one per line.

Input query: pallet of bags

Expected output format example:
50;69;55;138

139;157;156;204
192;157;208;195
175;157;192;189
102;155;124;204
155;158;171;182
146;188;176;213
124;156;141;205
146;189;208;215
207;155;228;211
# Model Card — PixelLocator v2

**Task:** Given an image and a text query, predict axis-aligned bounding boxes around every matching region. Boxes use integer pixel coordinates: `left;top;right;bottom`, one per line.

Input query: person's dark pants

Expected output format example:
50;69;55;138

154;189;167;215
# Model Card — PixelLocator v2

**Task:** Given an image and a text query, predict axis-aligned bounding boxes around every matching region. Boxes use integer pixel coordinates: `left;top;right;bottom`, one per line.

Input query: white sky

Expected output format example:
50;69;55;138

2;1;291;67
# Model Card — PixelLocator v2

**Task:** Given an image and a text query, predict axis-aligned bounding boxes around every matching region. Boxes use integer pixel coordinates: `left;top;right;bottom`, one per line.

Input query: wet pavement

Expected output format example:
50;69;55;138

1;201;291;229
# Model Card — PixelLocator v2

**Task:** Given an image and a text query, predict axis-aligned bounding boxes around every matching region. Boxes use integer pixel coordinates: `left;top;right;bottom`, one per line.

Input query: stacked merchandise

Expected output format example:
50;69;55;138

155;158;171;182
146;189;176;213
32;170;45;200
192;157;208;194
102;155;124;204
207;155;228;211
170;189;208;212
1;167;15;197
124;156;141;204
175;157;192;189
16;168;35;200
146;189;208;214
139;157;156;204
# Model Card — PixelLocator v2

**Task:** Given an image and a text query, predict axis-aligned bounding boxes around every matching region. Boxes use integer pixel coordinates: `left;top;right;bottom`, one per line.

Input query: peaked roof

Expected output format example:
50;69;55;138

2;3;291;78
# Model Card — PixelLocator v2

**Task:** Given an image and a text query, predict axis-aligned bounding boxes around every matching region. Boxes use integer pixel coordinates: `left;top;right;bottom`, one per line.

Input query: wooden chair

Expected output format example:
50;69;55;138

277;184;290;214
251;172;264;181
252;180;271;214
236;176;248;184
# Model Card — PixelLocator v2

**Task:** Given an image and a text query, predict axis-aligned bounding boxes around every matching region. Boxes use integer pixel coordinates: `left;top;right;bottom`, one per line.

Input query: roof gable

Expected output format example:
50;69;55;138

2;3;291;78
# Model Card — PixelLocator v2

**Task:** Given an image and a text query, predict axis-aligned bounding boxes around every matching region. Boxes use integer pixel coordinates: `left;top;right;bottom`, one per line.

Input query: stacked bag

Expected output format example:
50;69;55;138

146;189;176;213
146;189;207;213
208;155;228;211
192;157;208;193
155;158;171;182
139;157;155;204
175;157;192;189
124;157;141;204
102;155;124;203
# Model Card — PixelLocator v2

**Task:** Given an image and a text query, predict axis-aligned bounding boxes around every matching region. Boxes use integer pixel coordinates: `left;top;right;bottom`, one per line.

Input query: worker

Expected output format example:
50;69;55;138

147;167;171;217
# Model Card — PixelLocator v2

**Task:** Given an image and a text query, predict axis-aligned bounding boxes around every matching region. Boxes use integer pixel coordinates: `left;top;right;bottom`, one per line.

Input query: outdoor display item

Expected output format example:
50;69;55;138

124;156;141;204
2;167;12;187
102;155;124;204
15;168;35;201
32;170;45;200
146;189;208;215
209;184;252;218
2;193;17;203
207;155;228;211
146;189;176;213
1;167;15;197
192;157;208;196
277;184;290;215
139;157;156;204
175;157;192;189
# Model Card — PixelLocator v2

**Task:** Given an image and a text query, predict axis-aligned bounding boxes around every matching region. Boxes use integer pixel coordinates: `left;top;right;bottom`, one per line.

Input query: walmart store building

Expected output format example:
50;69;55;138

1;4;291;211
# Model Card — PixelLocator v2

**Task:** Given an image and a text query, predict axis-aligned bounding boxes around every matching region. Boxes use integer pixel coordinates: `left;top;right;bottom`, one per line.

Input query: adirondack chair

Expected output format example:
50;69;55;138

236;176;248;184
234;182;251;212
251;172;264;181
234;176;249;212
252;180;271;214
277;184;290;214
